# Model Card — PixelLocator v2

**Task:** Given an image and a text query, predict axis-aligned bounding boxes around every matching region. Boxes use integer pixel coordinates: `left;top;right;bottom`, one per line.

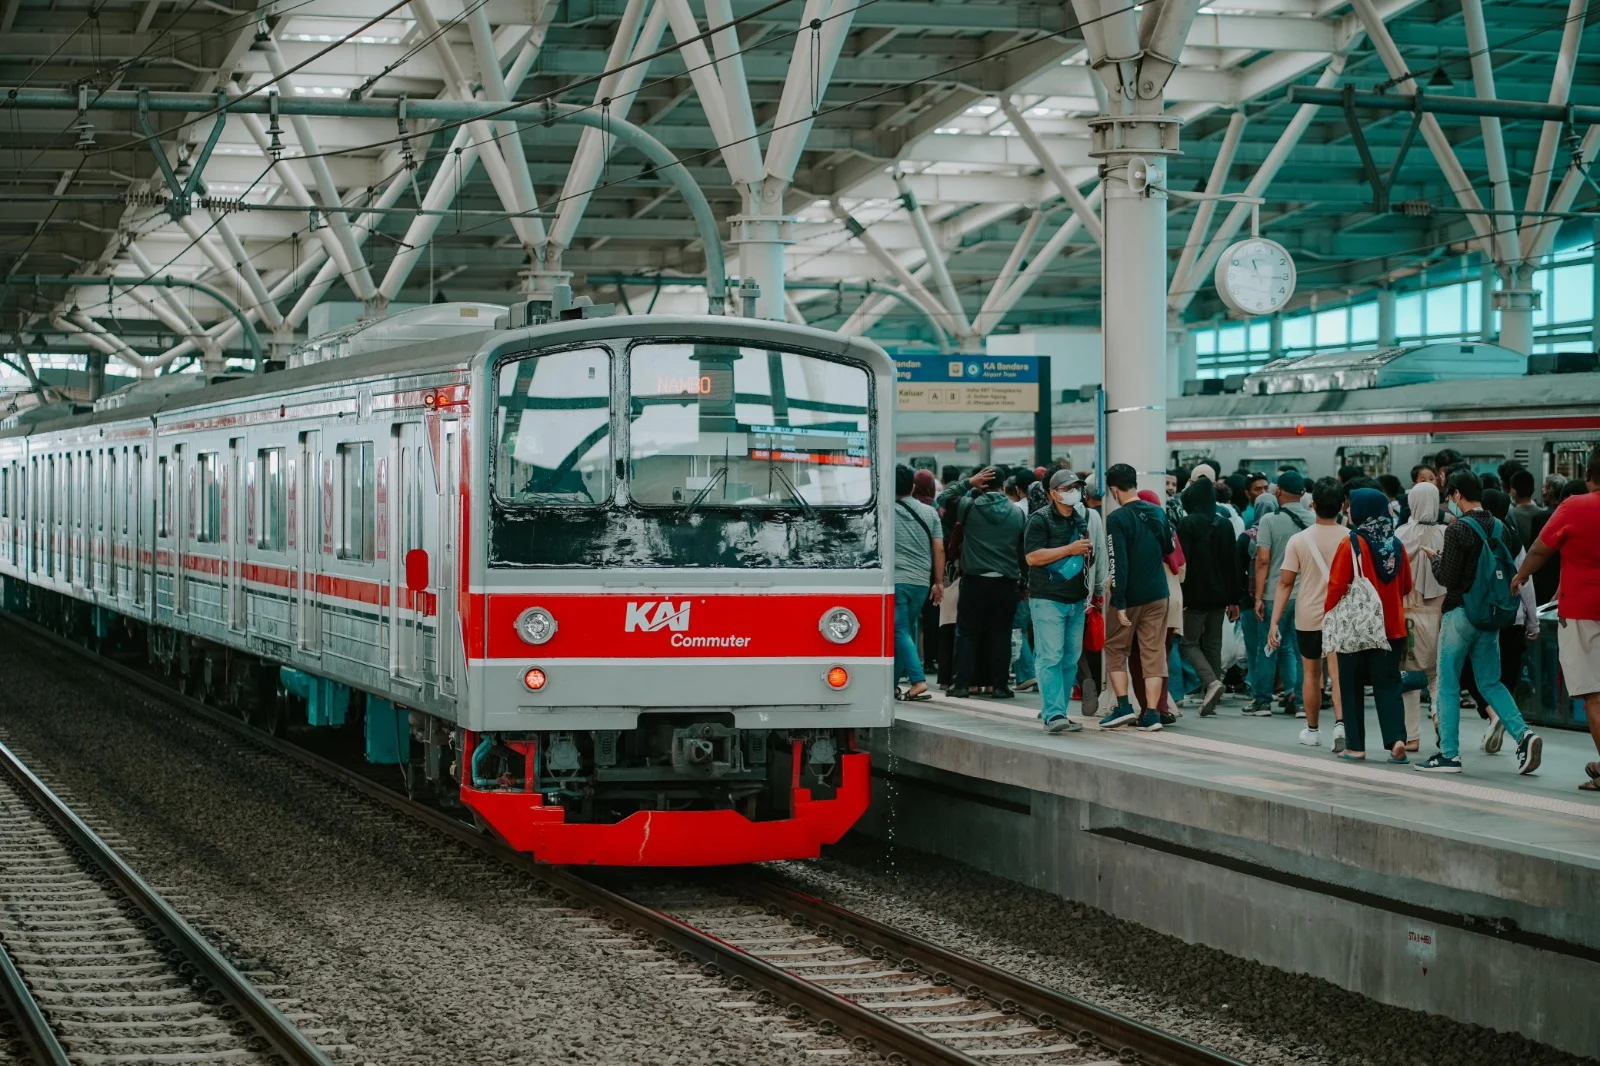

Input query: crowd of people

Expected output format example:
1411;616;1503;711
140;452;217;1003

891;446;1600;792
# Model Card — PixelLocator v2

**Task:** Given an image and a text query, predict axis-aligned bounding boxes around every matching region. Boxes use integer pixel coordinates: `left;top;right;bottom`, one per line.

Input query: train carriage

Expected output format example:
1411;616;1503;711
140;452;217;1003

0;308;896;866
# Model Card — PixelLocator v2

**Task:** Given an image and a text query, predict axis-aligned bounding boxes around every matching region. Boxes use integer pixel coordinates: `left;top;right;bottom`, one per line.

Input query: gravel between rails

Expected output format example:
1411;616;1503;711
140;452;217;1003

0;636;818;1066
769;839;1591;1066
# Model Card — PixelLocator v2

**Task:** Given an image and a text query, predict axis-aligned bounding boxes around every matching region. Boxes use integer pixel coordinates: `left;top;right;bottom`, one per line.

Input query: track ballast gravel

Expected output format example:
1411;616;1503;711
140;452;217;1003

770;839;1591;1066
0;635;817;1066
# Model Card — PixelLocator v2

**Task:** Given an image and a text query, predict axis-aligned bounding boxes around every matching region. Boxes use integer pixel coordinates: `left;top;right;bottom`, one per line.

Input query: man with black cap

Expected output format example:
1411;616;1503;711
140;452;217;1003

1023;470;1107;731
1253;469;1312;716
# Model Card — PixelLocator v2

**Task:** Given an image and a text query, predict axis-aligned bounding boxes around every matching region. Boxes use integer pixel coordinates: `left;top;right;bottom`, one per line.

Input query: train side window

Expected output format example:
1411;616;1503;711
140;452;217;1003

197;452;221;544
493;347;612;505
257;448;286;551
338;442;375;562
1;465;8;518
158;457;170;537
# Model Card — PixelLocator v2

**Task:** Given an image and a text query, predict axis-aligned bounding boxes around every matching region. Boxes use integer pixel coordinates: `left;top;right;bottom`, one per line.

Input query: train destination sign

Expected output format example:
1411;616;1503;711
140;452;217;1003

895;356;1040;412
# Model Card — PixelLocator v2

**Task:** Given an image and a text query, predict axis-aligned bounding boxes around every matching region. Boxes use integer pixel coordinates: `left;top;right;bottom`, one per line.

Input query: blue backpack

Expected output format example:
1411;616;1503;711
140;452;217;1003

1461;518;1519;632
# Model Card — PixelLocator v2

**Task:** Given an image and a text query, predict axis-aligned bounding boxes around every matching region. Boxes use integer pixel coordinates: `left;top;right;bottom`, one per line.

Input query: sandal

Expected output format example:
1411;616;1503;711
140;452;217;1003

1580;778;1600;792
896;686;933;702
1389;741;1409;764
1586;761;1600;780
1336;752;1366;762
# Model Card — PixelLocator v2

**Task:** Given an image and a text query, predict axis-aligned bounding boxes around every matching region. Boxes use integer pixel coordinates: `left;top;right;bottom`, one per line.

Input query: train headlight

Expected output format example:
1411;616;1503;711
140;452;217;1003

515;607;558;646
819;607;859;644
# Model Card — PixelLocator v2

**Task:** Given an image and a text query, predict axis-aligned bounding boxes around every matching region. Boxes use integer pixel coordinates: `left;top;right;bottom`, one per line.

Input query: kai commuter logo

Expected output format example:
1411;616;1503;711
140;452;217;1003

624;601;691;633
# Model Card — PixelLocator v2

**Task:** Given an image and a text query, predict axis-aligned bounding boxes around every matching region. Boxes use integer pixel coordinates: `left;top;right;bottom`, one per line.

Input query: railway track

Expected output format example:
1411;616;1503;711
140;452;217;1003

1;612;1252;1066
0;731;335;1066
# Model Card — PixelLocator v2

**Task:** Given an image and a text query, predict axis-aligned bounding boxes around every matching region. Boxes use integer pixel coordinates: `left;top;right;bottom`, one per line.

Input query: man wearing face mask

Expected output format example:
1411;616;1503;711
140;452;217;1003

1023;470;1107;731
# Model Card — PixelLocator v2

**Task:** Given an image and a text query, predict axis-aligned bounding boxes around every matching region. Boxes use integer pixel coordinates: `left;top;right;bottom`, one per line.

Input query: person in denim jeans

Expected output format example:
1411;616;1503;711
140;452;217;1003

892;465;944;701
1416;469;1542;775
1023;470;1103;731
1254;470;1311;715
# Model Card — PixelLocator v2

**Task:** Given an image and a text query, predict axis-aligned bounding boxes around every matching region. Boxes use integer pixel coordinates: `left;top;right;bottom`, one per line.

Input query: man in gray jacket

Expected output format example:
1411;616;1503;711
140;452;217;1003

938;469;1027;698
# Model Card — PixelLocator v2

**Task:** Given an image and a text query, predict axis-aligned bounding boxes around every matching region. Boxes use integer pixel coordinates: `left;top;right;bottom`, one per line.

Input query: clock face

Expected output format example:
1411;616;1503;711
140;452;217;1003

1214;237;1296;317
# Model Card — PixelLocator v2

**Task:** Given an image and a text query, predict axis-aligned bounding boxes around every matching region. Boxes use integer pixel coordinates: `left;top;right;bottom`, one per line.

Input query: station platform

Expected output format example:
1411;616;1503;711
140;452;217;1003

858;687;1600;1057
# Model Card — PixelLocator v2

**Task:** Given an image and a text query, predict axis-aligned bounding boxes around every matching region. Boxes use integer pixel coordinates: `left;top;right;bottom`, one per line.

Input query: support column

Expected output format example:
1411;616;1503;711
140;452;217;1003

1269;314;1284;359
1092;113;1179;495
1165;312;1193;397
1591;220;1600;352
730;179;791;321
1480;259;1499;343
86;350;106;400
1377;287;1397;348
1494;263;1540;356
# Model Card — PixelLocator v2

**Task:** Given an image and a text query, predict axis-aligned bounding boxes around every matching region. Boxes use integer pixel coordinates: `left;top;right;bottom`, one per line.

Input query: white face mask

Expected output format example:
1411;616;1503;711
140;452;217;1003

1057;489;1082;508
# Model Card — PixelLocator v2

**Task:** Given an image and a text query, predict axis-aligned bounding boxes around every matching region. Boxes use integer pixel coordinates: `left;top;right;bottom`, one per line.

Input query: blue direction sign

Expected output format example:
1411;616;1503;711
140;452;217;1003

894;355;1040;412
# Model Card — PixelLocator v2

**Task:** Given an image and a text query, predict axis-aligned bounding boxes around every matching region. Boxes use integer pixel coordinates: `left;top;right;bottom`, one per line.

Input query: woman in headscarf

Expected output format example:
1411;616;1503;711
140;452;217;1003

1238;493;1280;714
912;468;938;507
1125;489;1185;719
1324;487;1414;761
1396;481;1446;750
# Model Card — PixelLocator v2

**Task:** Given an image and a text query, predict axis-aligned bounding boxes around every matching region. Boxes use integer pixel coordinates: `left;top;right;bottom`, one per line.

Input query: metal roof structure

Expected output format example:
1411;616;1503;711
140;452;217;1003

2;0;1598;374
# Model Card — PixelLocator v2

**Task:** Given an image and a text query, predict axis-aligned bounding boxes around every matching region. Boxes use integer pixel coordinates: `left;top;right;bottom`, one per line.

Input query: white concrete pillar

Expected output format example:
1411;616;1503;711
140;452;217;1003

1481;259;1499;343
1494;263;1539;355
1092;114;1179;495
1377;287;1397;348
1591;220;1600;351
730;178;790;320
1269;314;1283;359
1165;312;1191;397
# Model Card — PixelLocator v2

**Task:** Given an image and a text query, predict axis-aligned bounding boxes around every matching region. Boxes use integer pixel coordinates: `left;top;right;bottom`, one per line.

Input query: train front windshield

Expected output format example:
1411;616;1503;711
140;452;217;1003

490;340;879;569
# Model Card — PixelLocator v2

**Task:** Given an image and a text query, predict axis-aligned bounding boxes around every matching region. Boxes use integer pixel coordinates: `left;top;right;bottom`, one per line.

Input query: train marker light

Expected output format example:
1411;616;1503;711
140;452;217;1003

826;667;850;689
515;606;558;645
819;607;859;644
524;668;548;691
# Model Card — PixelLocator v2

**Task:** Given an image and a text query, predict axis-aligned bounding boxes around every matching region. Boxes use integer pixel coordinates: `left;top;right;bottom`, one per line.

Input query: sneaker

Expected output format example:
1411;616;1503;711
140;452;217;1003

948;685;970;698
1482;718;1505;755
1199;680;1224;717
991;687;1016;700
1099;705;1138;728
1136;709;1164;731
1414;753;1462;773
1015;678;1039;692
1517;732;1543;776
1044;714;1082;734
1242;700;1273;717
1332;721;1346;754
1298;727;1321;747
1158;710;1177;726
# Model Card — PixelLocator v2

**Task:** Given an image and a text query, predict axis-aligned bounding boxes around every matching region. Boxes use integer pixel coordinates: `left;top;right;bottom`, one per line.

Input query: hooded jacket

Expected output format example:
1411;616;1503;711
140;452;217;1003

937;478;1026;581
1177;477;1243;610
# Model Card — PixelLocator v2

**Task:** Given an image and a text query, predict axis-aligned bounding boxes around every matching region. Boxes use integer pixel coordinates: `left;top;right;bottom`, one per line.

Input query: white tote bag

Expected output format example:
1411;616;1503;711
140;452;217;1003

1322;535;1391;655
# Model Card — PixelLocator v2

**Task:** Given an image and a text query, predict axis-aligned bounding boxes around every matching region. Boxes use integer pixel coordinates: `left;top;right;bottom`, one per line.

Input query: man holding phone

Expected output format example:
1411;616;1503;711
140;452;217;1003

1023;471;1106;732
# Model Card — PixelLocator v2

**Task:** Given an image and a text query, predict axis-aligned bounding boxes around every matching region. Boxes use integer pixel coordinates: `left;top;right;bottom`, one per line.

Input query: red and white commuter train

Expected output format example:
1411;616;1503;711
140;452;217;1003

0;306;895;866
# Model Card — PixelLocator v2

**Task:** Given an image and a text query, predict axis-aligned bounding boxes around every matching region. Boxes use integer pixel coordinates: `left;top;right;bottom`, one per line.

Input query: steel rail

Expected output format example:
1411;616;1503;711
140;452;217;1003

2;613;1254;1066
0;731;336;1066
0;938;73;1066
735;878;1254;1066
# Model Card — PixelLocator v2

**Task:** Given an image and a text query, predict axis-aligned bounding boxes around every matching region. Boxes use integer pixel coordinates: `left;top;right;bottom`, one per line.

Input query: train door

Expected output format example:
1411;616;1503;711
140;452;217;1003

228;438;245;633
435;419;459;697
131;447;145;607
171;445;186;615
390;422;426;685
297;431;321;653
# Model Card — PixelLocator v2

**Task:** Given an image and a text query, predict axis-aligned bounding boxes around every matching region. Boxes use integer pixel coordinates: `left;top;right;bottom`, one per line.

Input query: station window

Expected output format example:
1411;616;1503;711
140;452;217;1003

257;447;286;551
197;452;221;544
338;442;375;562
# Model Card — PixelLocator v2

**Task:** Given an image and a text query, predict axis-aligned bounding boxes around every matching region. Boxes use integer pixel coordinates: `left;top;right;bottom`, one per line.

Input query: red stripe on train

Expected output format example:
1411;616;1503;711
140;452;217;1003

473;593;891;660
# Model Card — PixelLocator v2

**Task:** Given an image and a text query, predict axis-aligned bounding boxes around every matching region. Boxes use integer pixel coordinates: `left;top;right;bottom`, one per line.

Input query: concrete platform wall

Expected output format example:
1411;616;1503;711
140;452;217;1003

860;736;1600;1058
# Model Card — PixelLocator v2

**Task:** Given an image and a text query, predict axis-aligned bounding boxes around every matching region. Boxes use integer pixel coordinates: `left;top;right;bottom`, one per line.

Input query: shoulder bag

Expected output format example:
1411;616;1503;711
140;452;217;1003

1322;534;1391;655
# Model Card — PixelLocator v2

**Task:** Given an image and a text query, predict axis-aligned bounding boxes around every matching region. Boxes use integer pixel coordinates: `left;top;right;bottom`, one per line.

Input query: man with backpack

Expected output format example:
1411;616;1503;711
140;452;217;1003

893;464;944;701
1416;469;1542;775
1023;470;1105;732
937;467;1028;699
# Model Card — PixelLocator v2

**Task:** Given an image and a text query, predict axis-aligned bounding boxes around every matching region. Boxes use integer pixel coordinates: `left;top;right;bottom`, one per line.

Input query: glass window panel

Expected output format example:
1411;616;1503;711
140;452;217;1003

629;344;872;509
494;347;612;506
1249;321;1269;351
257;448;286;551
1282;314;1312;350
1218;325;1246;353
1465;279;1482;333
1350;301;1378;343
1316;308;1347;347
1552;263;1592;326
1395;292;1423;339
338;442;375;562
1196;330;1216;356
197;453;220;544
1426;285;1462;339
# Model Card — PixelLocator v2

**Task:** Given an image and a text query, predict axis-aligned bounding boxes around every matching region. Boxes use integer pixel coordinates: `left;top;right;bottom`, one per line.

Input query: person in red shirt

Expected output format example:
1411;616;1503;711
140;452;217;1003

1324;487;1414;763
1513;448;1600;791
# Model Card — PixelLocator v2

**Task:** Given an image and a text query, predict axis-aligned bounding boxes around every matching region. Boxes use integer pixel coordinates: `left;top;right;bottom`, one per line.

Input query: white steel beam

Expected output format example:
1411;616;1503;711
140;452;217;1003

56;313;156;375
235;108;359;283
467;0;550;253
833;203;954;332
703;0;761;170
1000;98;1102;247
1170;109;1245;300
175;214;284;327
261;40;381;301
1527;125;1600;263
1459;0;1520;267
659;0;762;185
893;173;971;341
125;243;207;336
764;0;858;185
977;208;1044;327
550;0;666;257
1518;0;1586;259
1138;0;1203;100
1169;57;1343;315
1347;0;1490;249
974;188;1102;337
211;214;287;330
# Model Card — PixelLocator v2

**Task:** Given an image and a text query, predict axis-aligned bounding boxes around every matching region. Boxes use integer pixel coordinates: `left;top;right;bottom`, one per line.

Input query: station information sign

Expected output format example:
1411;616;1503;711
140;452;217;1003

894;356;1040;412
